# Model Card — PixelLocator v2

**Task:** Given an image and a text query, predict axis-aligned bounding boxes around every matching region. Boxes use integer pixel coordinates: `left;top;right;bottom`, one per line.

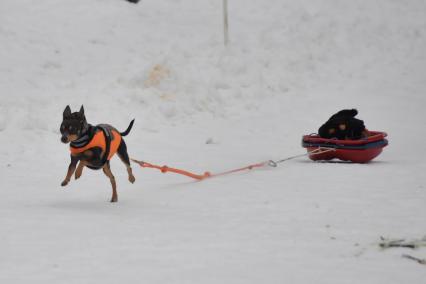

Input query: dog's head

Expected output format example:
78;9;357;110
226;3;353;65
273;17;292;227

60;105;88;143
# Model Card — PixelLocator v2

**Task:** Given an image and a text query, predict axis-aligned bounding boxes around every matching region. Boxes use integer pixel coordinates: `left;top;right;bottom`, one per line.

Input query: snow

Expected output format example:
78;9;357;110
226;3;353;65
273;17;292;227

1;0;426;283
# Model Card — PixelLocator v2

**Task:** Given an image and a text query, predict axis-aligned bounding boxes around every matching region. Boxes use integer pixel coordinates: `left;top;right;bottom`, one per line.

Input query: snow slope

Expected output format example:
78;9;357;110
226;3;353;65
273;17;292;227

0;0;425;283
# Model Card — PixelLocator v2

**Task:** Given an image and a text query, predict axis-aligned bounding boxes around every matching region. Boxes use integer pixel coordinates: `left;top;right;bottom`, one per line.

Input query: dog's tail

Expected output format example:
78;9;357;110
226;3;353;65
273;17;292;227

121;119;135;136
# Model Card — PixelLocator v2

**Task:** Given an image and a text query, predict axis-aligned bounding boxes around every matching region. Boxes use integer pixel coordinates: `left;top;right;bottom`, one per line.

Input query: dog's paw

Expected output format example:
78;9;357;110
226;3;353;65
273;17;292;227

61;180;69;186
129;175;136;184
75;172;81;180
110;196;118;203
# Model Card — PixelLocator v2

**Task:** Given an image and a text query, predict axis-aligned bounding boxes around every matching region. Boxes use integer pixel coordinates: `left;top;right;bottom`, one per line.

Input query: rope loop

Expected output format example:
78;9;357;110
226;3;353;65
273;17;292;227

268;160;278;167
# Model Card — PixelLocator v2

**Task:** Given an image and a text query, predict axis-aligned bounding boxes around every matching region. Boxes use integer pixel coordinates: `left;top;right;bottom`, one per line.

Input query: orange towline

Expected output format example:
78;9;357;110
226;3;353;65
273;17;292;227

131;148;335;181
131;159;268;181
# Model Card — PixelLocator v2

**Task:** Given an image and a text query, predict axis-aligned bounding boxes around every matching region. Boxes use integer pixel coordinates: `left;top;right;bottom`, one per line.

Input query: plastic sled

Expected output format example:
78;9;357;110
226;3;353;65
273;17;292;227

302;131;388;163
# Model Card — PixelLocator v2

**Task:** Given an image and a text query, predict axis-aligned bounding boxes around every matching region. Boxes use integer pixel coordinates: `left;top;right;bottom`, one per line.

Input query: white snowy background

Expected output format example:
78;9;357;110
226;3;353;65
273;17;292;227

0;0;425;283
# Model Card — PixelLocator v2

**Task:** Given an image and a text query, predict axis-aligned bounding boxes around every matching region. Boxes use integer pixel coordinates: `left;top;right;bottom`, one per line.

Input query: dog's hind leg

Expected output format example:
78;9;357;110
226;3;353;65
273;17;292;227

103;162;118;202
117;139;135;184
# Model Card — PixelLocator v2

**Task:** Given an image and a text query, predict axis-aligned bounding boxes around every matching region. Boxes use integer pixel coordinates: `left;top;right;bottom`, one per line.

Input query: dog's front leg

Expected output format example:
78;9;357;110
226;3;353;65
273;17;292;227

61;155;79;186
75;161;86;180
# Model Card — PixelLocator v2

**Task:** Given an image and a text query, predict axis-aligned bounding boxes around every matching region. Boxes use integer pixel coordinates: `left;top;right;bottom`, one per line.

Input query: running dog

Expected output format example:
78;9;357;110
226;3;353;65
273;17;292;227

60;105;135;202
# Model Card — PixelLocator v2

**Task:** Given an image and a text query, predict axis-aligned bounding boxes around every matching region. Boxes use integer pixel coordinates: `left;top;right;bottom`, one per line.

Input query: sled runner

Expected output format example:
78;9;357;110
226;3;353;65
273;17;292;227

302;131;388;163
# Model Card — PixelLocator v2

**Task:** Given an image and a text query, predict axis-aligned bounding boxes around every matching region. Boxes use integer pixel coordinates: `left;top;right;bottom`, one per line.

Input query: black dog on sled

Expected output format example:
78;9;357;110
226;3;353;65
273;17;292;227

318;109;368;140
60;105;135;202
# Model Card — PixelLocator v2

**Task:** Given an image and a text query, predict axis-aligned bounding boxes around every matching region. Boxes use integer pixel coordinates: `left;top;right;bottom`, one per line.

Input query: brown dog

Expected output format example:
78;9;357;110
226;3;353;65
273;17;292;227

60;105;135;202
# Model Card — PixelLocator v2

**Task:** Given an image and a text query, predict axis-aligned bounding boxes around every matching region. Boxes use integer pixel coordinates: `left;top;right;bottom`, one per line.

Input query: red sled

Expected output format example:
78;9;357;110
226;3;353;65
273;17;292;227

302;131;388;163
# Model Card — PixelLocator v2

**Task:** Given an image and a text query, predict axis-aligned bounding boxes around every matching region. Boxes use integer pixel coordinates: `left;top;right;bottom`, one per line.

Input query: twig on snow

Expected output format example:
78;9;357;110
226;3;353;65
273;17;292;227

402;254;426;265
379;236;426;250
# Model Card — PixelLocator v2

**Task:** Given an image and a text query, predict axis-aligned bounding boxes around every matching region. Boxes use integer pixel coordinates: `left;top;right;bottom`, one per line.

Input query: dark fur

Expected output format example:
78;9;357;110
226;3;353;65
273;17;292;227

318;109;367;140
60;105;135;202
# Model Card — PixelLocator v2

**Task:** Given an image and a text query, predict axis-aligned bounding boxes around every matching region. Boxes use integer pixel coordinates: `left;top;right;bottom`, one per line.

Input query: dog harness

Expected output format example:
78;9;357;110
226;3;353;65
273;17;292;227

69;125;122;167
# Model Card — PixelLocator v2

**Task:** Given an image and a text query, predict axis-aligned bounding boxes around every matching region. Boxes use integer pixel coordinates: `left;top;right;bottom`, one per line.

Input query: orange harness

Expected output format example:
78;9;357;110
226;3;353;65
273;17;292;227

70;128;122;161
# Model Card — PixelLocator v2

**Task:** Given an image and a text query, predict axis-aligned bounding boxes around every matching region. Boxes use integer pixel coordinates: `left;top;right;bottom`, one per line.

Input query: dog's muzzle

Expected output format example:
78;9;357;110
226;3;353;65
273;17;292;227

61;134;69;143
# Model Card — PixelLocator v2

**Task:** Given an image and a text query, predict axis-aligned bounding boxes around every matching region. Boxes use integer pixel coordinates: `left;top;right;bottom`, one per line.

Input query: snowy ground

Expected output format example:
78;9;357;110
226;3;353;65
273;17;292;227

1;0;426;283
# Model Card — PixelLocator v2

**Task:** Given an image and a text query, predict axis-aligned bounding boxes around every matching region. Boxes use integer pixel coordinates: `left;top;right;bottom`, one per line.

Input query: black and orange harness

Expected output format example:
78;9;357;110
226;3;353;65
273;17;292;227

70;125;122;169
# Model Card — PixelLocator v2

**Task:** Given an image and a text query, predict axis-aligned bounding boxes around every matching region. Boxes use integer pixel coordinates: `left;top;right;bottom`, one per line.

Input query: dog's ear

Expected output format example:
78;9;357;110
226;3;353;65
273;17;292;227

63;105;71;118
329;109;358;120
79;105;85;116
